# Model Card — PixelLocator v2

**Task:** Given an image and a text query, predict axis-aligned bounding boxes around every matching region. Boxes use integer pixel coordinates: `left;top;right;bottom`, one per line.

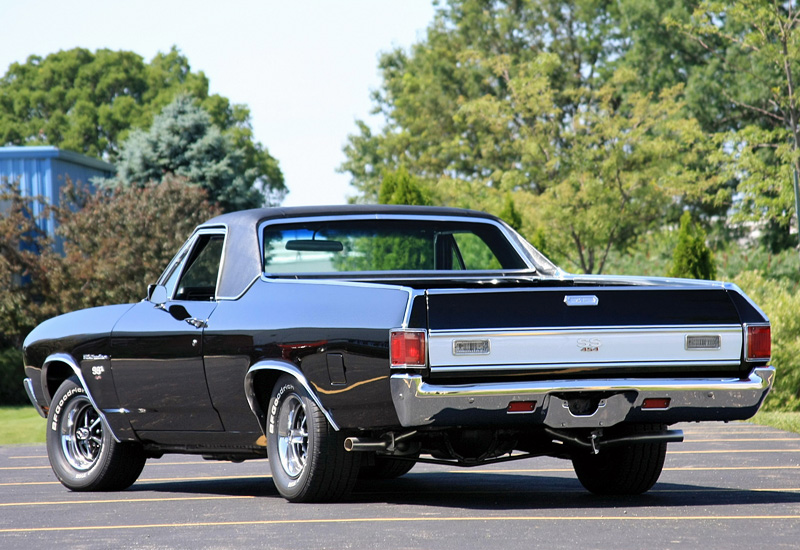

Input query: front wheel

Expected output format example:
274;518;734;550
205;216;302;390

46;377;145;491
267;375;360;502
571;423;667;495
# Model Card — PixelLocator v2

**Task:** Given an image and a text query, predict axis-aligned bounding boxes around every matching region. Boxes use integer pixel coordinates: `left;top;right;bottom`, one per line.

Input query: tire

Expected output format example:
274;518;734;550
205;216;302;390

571;423;667;495
46;377;146;491
267;375;360;502
359;454;417;480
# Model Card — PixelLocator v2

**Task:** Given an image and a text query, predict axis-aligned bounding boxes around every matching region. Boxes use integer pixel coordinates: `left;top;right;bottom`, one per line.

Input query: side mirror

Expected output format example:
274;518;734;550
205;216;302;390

148;285;168;306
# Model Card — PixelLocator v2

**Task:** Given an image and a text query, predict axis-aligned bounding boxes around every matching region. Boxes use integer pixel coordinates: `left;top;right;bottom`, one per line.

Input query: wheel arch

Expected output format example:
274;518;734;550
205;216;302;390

244;360;340;435
41;353;121;443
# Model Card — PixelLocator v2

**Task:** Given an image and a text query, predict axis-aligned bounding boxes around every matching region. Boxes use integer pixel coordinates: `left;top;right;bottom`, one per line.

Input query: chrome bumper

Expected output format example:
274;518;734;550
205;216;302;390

390;367;775;428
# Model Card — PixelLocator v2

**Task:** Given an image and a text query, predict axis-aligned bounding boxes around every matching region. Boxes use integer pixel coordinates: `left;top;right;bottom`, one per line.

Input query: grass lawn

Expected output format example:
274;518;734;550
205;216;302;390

0;406;798;446
0;406;46;445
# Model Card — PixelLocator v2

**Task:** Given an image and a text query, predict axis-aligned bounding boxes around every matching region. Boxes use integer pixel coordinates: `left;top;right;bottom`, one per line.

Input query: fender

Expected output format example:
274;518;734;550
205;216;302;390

244;360;340;434
42;353;123;443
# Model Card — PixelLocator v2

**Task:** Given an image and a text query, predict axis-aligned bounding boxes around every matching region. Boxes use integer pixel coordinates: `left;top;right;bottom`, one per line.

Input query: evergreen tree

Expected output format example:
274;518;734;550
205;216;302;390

112;94;267;211
667;211;717;280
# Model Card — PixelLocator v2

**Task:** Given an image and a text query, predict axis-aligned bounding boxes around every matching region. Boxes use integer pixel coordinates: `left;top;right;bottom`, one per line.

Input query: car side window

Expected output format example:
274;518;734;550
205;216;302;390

174;234;225;301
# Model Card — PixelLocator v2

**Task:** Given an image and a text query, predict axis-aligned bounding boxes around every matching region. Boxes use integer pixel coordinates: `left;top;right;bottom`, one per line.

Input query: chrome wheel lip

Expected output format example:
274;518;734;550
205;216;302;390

60;395;103;471
276;393;308;478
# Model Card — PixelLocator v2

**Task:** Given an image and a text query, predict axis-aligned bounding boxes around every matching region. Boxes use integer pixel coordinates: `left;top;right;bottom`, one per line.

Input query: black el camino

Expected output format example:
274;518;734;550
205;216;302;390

22;205;774;502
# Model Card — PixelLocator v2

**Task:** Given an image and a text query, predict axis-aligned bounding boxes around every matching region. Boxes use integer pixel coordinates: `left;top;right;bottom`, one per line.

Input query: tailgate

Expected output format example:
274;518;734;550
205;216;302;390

425;286;744;379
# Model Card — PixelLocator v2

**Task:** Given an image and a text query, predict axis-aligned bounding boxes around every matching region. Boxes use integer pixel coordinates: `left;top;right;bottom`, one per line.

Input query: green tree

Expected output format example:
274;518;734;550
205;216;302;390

0;46;284;202
378;168;432;205
112;94;267;211
667;211;717;280
671;1;800;248
341;1;717;273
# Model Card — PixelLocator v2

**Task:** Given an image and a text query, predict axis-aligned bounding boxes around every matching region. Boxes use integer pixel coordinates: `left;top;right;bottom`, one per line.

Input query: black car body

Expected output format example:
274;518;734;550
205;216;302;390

23;205;774;502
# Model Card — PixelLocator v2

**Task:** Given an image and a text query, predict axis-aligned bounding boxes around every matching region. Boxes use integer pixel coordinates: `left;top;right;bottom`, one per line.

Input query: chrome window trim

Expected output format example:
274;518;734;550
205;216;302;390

160;226;228;302
257;214;538;274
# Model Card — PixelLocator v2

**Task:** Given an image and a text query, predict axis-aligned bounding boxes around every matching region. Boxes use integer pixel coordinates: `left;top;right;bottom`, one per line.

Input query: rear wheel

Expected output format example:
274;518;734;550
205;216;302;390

267;375;360;502
46;377;145;491
572;423;667;495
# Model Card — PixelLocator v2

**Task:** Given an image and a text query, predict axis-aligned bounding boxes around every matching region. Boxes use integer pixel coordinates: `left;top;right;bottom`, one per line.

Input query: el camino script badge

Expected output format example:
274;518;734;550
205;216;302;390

564;295;599;307
453;340;491;356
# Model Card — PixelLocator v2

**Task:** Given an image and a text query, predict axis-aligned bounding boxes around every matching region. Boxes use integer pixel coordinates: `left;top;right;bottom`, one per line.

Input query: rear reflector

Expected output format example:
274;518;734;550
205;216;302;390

507;401;537;413
390;329;427;367
746;325;771;361
642;398;671;410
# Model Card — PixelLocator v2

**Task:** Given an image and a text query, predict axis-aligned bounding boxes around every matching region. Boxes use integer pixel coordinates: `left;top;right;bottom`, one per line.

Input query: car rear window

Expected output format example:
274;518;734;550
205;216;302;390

262;219;528;274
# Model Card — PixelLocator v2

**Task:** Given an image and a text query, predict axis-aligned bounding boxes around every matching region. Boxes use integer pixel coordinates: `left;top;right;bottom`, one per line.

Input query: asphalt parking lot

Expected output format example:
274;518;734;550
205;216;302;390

1;421;799;549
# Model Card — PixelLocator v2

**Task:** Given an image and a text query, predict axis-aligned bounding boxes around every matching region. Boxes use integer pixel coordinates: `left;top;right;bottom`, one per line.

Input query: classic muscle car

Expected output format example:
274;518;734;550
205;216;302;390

22;205;774;502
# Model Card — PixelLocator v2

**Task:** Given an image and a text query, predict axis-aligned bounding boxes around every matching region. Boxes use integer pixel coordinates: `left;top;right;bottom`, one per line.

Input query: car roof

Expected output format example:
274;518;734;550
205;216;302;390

198;205;505;298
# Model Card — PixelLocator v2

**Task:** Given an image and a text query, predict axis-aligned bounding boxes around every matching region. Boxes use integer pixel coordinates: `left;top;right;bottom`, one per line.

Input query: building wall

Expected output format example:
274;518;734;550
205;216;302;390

0;147;114;245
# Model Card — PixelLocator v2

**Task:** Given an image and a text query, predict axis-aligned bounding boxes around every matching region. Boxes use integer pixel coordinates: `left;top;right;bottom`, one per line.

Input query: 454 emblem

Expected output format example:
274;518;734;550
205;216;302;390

577;337;601;352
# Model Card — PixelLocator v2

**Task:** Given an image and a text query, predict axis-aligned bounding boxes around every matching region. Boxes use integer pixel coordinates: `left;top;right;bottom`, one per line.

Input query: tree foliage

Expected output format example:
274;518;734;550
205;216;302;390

50;176;221;313
667;211;717;280
0;179;57;348
378;168;433;206
0;46;285;203
112;94;268;211
672;1;800;245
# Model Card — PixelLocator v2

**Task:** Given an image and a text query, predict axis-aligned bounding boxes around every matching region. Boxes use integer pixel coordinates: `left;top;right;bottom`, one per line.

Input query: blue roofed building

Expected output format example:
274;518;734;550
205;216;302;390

0;146;115;247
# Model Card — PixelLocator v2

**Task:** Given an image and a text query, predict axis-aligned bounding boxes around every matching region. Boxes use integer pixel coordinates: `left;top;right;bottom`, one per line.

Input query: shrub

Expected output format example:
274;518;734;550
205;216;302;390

733;271;800;411
0;348;27;406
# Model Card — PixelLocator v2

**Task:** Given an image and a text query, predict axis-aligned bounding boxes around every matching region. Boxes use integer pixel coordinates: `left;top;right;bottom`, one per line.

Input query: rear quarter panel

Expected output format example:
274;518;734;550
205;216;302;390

204;278;413;429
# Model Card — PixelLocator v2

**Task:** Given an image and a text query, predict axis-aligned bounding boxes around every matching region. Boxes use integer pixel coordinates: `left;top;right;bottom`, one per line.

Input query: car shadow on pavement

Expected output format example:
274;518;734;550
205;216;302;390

127;470;800;510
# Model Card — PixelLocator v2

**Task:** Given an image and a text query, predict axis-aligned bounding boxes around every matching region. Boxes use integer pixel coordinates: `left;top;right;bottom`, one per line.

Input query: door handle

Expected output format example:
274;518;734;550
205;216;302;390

185;317;208;329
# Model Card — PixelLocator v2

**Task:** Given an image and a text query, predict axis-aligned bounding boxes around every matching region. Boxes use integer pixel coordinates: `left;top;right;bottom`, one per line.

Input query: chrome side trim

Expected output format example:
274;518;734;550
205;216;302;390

244;360;340;432
390;367;775;428
41;353;121;442
430;360;742;373
23;378;46;418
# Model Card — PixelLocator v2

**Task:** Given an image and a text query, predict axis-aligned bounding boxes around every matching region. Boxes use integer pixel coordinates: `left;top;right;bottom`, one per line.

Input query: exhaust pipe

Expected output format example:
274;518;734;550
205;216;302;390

344;430;418;453
545;427;684;454
344;437;390;452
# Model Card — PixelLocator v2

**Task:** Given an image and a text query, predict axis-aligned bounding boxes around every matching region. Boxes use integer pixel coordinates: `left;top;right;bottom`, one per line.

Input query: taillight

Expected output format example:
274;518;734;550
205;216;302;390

745;325;771;361
390;329;427;367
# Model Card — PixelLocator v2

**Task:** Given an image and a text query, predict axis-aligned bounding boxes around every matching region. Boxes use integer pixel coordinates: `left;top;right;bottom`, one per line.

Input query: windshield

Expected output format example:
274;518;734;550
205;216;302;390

262;219;531;274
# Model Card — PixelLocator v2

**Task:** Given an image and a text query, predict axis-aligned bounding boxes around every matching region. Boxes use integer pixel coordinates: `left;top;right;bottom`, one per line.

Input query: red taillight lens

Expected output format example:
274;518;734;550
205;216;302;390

390;330;427;367
746;325;771;361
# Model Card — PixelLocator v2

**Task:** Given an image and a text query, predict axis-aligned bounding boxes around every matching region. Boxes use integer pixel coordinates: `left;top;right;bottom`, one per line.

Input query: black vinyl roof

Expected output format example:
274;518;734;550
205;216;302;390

200;205;505;298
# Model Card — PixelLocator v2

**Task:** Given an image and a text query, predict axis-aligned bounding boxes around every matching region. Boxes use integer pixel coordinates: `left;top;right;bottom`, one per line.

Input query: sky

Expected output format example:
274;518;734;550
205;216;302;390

0;0;437;206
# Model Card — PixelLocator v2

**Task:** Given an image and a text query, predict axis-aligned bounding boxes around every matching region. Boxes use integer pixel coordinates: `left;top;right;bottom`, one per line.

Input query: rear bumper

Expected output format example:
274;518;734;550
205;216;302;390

390;366;775;428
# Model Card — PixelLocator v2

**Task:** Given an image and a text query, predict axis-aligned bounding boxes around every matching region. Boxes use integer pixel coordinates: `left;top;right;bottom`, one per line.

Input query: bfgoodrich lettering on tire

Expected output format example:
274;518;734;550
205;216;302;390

46;376;146;491
266;374;360;502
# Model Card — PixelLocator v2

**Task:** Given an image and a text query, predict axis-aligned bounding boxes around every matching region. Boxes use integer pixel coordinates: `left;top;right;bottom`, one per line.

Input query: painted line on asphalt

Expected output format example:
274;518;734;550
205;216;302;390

3;515;800;534
0;474;271;487
0;496;254;507
669;449;800;454
683;438;800;443
449;465;800;474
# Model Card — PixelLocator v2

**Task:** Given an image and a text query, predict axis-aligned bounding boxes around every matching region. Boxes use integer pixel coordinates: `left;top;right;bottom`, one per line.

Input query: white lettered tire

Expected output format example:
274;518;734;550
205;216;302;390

46;377;146;491
267;375;360;502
